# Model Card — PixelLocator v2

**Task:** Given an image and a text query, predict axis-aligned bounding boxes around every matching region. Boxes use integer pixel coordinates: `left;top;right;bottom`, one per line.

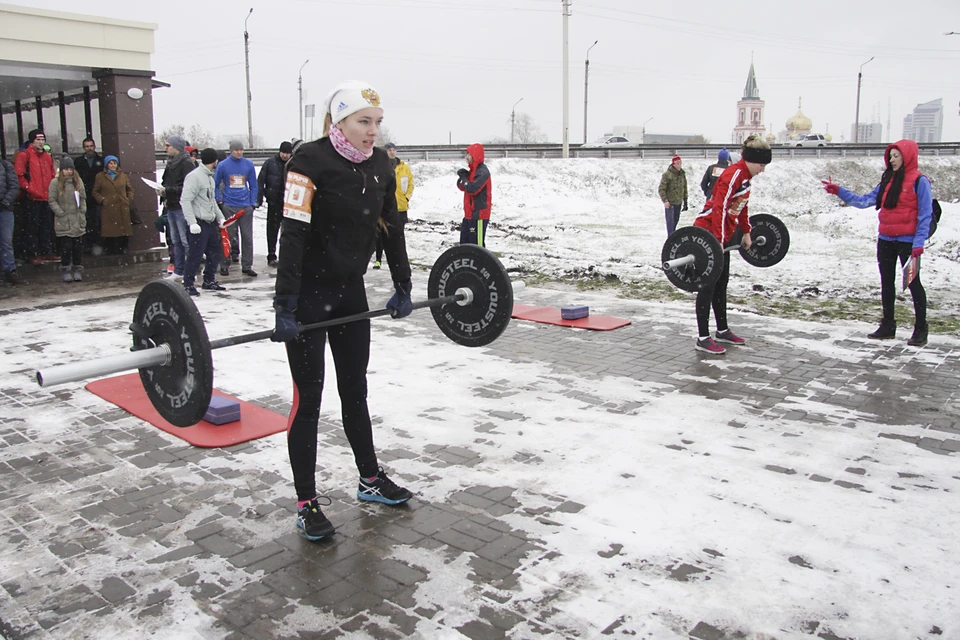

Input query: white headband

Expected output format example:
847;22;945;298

324;81;383;125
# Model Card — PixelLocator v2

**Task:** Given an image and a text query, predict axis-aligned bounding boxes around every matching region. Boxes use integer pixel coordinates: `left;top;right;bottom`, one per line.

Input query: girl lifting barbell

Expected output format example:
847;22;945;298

692;135;772;355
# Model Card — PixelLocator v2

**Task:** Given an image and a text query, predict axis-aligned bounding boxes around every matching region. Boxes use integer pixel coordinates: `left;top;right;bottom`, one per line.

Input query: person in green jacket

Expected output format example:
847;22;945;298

48;156;87;282
658;154;688;236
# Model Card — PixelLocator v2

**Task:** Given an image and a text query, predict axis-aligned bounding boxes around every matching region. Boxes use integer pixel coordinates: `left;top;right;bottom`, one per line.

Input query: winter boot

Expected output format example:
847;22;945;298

907;324;928;347
61;266;73;283
72;265;83;282
867;321;896;340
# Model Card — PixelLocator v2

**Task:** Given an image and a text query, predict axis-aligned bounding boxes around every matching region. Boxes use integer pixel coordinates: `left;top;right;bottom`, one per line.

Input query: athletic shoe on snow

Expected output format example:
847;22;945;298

695;337;726;354
184;285;200;297
715;329;745;345
357;468;412;505
201;280;227;291
297;499;335;541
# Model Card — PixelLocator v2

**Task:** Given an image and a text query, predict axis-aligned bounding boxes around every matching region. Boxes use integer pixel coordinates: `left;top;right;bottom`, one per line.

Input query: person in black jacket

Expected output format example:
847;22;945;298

257;141;292;267
74;138;104;253
700;148;730;201
272;81;414;541
157;136;196;280
0;157;21;284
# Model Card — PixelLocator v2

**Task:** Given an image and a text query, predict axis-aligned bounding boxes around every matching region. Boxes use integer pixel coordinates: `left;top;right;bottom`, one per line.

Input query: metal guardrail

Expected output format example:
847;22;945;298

156;142;960;163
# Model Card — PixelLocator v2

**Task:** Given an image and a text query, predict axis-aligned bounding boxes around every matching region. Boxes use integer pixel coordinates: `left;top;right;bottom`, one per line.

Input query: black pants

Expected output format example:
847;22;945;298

58;236;83;267
266;202;283;261
695;252;731;337
459;216;486;247
877;238;926;327
22;200;53;258
375;211;408;262
286;277;378;501
103;236;128;255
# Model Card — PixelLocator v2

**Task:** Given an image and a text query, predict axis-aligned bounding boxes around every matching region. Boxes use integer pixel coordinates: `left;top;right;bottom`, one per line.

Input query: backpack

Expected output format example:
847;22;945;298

915;176;942;238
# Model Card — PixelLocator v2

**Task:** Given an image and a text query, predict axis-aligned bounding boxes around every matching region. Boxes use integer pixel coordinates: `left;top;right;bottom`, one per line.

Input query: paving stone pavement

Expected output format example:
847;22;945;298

0;257;957;639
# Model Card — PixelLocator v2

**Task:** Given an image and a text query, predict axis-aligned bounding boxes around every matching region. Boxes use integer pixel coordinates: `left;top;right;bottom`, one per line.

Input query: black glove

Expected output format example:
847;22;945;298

386;280;413;319
271;294;299;342
682;200;688;212
456;168;469;181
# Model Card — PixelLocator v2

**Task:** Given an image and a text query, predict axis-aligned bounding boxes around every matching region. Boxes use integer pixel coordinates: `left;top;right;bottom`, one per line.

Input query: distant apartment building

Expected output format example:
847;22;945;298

851;122;882;143
902;99;943;143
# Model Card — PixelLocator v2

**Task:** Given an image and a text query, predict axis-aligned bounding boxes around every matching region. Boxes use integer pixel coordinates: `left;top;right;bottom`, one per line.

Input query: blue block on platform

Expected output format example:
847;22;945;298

561;306;590;320
203;396;241;425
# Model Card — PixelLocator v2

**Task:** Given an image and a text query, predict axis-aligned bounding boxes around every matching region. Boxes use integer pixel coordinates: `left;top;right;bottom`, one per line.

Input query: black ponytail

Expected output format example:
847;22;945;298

875;163;904;210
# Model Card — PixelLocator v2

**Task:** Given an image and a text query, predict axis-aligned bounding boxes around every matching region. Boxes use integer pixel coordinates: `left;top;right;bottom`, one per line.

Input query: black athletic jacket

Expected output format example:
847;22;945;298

275;138;411;296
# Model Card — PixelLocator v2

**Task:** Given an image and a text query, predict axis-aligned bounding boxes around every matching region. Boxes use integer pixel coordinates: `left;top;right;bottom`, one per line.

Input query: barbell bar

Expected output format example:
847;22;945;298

36;244;521;427
661;235;769;271
659;214;790;292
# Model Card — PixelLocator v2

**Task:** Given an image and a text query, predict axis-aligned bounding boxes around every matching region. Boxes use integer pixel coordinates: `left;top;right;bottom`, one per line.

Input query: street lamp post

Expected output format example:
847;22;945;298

243;8;253;148
583;40;598;144
854;56;874;143
561;0;571;158
298;59;309;140
642;117;653;144
510;98;524;143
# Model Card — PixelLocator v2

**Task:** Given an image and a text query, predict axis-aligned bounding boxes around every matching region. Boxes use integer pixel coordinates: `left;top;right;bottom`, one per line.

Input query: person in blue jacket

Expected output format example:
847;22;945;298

821;139;933;347
214;140;258;276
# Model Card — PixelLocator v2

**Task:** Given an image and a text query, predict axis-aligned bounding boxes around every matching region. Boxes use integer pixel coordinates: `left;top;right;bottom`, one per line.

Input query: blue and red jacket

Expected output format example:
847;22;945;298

457;143;492;221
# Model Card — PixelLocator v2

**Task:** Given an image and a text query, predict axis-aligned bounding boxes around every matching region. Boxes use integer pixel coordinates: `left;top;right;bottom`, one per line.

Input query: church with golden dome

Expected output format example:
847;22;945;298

732;62;766;144
786;99;813;140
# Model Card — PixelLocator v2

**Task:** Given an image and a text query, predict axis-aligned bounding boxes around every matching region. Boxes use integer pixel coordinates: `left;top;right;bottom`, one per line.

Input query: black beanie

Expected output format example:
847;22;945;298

28;129;43;143
279;141;293;154
200;148;218;165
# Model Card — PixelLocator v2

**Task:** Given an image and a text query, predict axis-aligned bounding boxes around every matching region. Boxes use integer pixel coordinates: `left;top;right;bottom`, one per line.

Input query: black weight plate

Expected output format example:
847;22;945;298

660;226;724;292
740;214;790;268
427;245;514;347
132;280;213;427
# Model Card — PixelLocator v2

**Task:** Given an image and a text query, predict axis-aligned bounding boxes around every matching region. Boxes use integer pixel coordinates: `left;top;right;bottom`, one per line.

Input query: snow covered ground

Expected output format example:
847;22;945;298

403;154;960;332
1;154;958;639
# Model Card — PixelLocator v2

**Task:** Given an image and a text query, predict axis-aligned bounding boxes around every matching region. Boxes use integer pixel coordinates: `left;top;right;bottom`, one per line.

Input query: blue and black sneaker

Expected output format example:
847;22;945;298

357;468;413;505
296;498;335;541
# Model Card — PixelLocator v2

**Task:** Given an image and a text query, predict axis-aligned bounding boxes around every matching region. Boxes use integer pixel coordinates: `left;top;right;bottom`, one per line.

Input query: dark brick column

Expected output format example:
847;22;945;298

94;69;158;253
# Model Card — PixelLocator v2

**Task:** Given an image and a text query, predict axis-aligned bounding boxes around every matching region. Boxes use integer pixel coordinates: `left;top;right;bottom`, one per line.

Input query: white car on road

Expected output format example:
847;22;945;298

792;134;829;147
582;135;638;148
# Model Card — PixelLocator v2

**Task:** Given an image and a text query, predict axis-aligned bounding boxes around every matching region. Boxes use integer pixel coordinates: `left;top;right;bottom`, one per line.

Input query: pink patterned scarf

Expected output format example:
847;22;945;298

329;125;373;163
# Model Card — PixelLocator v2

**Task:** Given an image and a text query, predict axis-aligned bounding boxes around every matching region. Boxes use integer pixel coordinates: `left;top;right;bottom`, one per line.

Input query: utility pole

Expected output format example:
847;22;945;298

642;117;652;144
298;59;309;140
244;8;253;148
854;56;874;143
511;98;523;143
562;0;571;158
583;40;597;144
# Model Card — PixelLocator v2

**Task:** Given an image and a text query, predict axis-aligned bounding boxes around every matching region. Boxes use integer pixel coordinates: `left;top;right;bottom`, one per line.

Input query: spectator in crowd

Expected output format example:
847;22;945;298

0;153;21;284
158;136;196;281
257;140;292;268
74;137;104;253
48;156;87;282
373;142;414;268
92;155;135;255
215;140;258;276
658;154;688;237
180;148;227;296
700;148;730;201
14;129;56;264
185;145;199;161
455;143;492;247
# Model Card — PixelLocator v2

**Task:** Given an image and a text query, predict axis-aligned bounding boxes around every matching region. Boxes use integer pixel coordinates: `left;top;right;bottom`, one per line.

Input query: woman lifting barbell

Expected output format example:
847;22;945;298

272;81;415;541
692;135;772;355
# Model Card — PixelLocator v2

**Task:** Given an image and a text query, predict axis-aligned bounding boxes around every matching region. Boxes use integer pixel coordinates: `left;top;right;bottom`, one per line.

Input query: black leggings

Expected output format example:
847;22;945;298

695;252;731;337
58;236;83;267
877;238;926;327
285;277;378;500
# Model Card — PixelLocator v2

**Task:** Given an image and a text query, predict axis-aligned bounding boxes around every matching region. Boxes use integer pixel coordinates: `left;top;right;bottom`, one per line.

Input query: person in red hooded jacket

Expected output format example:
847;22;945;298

821;139;933;347
692;134;771;355
14;129;56;263
456;143;492;246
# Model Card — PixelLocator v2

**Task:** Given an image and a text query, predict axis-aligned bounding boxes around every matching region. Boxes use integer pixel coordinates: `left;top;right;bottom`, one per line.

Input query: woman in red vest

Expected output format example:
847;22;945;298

822;139;933;347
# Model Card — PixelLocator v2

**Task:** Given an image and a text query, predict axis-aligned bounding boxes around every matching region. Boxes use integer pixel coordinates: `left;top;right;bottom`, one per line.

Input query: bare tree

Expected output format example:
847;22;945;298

155;124;186;150
378;126;395;147
509;112;548;144
186;125;216;149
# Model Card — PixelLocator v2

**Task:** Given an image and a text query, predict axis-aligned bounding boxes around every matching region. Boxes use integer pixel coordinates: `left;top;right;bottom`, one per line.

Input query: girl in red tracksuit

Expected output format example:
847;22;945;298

692;135;772;355
456;143;492;246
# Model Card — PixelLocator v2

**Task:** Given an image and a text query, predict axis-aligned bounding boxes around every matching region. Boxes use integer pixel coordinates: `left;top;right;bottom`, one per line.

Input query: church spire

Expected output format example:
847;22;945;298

743;62;760;99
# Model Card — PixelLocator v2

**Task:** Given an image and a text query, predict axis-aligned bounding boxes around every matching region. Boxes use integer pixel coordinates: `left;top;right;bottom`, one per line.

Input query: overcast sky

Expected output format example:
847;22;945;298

18;0;960;146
